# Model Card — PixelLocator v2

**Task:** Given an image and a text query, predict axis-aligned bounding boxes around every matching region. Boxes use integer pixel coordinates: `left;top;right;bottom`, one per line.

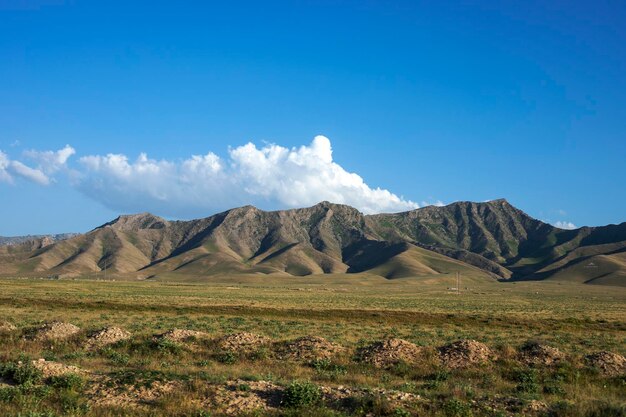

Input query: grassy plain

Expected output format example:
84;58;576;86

0;274;624;417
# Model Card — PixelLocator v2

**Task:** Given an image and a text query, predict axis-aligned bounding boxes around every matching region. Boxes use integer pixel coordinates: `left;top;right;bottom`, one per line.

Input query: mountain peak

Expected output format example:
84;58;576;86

101;212;167;231
486;198;510;205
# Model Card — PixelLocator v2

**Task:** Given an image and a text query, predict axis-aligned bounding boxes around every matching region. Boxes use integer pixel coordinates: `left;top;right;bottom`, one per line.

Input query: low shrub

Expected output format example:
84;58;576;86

282;381;322;408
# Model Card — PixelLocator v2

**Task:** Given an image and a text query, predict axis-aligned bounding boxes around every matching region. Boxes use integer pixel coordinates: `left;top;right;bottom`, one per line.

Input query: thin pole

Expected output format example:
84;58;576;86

456;271;460;295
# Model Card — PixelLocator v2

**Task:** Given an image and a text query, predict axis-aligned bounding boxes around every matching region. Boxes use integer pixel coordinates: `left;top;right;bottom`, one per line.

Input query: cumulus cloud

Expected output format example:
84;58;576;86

75;136;419;216
0;148;59;185
554;221;577;230
9;160;50;185
24;144;75;174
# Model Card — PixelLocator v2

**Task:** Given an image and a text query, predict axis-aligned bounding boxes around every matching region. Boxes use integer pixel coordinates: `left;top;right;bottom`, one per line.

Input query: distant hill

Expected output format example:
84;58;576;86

0;200;624;286
0;233;78;247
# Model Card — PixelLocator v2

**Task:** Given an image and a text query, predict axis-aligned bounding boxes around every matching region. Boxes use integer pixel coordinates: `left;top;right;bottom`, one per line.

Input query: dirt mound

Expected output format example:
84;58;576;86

208;379;283;415
518;342;564;366
0;321;16;332
439;340;495;368
585;351;626;376
86;327;131;348
158;329;208;343
88;376;182;408
204;379;422;415
357;338;424;368
278;336;346;361
32;321;80;341
31;359;82;378
217;332;270;353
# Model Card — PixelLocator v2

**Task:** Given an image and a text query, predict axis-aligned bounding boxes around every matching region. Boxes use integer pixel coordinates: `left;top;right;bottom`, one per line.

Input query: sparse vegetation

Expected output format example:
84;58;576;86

0;277;623;416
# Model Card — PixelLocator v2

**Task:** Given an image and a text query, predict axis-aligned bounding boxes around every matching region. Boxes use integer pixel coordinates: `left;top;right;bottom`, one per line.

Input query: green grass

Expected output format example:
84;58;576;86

0;276;624;416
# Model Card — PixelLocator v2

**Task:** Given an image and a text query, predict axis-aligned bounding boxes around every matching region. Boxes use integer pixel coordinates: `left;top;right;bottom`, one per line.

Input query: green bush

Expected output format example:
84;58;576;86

0;361;43;387
392;408;411;417
513;369;540;394
102;348;130;365
282;381;322;408
425;369;450;389
443;399;473;417
0;386;18;403
310;358;347;380
216;351;237;365
49;373;84;390
155;339;183;355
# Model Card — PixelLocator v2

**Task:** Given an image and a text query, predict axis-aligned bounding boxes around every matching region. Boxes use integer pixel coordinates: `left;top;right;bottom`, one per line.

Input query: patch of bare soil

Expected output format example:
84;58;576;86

518;342;564;366
206;379;283;415
30;359;82;378
439;340;495;369
32;321;80;341
585;351;626;376
87;376;182;408
85;327;131;349
357;338;424;368
277;336;346;361
0;321;16;332
217;332;270;353
158;329;208;343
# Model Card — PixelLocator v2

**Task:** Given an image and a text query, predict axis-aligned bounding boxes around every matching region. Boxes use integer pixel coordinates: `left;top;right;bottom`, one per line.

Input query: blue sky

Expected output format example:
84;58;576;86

1;1;625;235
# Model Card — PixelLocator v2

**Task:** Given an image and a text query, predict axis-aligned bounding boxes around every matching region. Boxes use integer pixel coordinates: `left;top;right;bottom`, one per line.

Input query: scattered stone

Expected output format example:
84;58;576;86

357;338;424;368
158;329;208;343
585;351;626;376
86;327;131;349
217;332;270;353
439;340;495;368
0;321;17;332
518;342;564;366
277;336;345;361
32;321;80;341
31;359;82;378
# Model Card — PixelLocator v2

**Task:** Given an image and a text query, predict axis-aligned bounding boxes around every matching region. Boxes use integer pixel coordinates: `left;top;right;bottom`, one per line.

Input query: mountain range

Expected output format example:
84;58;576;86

1;199;624;286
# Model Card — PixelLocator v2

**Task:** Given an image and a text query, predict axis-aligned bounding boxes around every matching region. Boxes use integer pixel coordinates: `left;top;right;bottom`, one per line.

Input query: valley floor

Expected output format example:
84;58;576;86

0;275;624;417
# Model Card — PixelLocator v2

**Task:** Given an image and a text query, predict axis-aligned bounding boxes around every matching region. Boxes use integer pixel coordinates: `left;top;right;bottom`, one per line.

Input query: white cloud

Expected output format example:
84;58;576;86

554;221;577;230
0;149;52;185
420;200;445;207
0;151;13;184
24;144;75;174
9;161;50;185
76;136;419;216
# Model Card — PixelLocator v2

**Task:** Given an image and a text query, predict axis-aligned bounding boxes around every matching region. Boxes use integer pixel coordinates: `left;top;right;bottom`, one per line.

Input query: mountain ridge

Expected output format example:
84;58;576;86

1;200;624;286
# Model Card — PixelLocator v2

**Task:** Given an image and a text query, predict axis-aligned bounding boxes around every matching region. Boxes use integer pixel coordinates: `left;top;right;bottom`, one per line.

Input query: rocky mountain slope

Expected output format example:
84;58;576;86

1;200;624;285
0;233;78;247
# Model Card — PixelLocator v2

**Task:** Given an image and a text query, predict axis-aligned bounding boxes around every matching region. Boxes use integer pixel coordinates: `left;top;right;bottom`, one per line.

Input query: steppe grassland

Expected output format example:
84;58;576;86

0;275;624;416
